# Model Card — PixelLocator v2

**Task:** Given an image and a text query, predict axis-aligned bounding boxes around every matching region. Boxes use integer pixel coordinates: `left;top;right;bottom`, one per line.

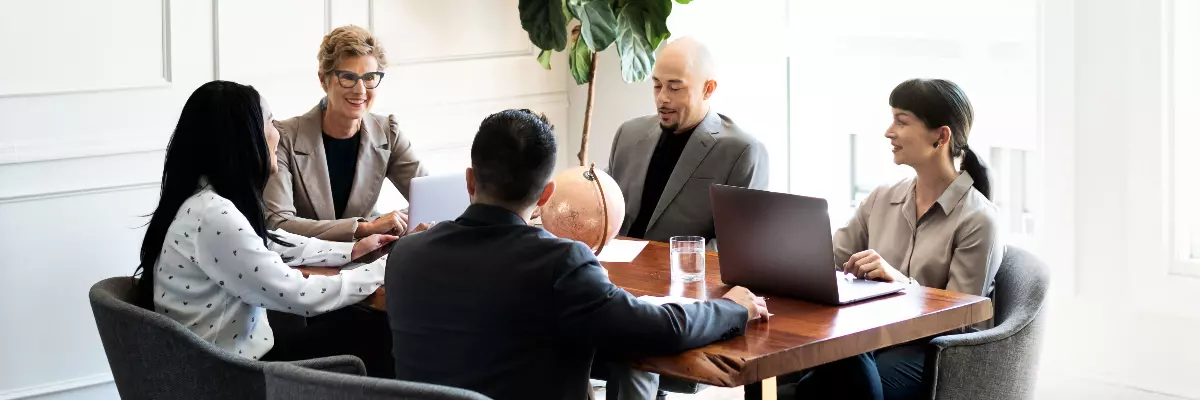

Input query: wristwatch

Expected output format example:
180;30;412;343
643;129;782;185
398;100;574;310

352;217;369;242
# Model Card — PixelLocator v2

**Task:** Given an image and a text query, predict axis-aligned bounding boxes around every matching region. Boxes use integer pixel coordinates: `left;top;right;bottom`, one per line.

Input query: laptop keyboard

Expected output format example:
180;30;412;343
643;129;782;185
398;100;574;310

837;275;903;300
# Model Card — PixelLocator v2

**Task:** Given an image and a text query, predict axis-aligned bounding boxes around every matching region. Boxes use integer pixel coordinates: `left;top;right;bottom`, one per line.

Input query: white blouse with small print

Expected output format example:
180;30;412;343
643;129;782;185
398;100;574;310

152;187;385;360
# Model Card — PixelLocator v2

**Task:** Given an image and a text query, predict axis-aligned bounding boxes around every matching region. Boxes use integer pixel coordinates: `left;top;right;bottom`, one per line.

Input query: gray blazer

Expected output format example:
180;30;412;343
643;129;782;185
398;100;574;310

606;110;769;249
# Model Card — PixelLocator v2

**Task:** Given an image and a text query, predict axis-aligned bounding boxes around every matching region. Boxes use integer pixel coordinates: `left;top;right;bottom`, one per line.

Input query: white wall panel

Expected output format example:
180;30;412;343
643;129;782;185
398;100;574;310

372;0;532;64
374;55;566;111
0;0;168;97
0;0;214;166
216;0;328;119
0;151;165;202
0;187;159;398
330;0;371;30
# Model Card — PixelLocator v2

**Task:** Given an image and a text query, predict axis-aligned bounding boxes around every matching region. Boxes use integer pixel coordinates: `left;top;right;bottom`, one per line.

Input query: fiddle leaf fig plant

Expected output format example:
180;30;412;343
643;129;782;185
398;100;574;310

519;0;694;165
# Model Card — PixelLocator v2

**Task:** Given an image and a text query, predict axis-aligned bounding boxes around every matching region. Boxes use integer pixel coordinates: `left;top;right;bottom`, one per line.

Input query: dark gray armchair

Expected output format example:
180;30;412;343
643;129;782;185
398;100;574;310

922;246;1050;400
264;362;493;400
88;276;365;400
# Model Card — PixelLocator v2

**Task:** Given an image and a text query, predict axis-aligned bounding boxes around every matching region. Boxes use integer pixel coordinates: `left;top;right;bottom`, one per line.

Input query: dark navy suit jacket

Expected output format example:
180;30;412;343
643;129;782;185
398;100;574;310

385;204;748;400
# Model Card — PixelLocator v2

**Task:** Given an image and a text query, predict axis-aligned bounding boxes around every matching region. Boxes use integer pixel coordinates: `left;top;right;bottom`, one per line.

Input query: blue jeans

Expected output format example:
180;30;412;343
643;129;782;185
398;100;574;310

746;341;927;400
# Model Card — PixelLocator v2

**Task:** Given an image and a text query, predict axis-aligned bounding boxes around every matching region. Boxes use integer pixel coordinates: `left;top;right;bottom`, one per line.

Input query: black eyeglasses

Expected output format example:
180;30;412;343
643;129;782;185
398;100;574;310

328;69;385;89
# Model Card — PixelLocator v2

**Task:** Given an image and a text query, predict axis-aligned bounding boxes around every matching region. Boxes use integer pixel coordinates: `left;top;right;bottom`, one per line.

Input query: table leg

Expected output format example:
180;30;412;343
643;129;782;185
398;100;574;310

744;376;778;400
761;377;777;400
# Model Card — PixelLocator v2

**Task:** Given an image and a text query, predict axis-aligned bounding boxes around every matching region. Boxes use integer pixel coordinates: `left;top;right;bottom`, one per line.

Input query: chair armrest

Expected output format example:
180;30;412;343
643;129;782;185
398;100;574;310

923;311;1046;400
288;355;366;376
929;324;1012;349
929;293;1040;350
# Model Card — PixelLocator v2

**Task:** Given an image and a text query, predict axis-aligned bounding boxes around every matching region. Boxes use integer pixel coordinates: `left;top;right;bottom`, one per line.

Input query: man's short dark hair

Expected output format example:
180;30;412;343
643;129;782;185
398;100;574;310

470;109;558;208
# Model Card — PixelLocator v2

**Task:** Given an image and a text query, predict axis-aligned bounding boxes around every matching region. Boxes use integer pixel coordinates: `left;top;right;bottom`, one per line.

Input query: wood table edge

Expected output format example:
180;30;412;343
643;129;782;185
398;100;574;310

638;295;994;387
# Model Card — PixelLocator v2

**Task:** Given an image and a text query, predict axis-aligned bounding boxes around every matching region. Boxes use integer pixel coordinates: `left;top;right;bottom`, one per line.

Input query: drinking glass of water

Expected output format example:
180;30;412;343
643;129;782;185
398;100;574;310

670;236;706;282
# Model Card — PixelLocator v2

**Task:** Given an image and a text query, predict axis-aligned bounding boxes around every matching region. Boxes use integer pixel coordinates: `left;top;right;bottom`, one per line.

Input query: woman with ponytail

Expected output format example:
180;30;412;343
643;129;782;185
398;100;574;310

758;79;1003;400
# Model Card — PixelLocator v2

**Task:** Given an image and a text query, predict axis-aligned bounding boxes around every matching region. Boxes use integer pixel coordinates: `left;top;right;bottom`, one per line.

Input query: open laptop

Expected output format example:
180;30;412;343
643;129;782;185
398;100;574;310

405;171;472;234
710;184;905;305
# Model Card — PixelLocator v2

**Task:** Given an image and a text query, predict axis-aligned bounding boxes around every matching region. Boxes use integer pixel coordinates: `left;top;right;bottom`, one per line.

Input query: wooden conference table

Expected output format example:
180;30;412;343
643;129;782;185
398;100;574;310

297;237;993;400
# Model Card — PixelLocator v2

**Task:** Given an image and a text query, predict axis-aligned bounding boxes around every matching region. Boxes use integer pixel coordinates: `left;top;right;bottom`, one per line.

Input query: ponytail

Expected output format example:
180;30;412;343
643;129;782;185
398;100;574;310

960;147;991;200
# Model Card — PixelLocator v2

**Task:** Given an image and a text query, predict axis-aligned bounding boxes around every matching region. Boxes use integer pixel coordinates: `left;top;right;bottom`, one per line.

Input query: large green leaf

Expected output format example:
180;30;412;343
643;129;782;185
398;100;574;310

642;0;673;51
537;49;553;70
567;0;618;52
568;36;594;84
519;0;569;51
675;0;692;3
613;0;672;82
614;9;653;82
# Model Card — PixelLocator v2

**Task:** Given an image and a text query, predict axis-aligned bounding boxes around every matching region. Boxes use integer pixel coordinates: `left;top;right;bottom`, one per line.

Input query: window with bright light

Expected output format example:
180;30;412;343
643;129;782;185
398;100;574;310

785;0;1042;242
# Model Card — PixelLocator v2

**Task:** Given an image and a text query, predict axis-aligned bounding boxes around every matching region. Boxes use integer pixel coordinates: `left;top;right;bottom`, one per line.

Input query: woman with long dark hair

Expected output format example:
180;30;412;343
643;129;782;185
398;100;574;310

134;80;398;377
759;79;1003;400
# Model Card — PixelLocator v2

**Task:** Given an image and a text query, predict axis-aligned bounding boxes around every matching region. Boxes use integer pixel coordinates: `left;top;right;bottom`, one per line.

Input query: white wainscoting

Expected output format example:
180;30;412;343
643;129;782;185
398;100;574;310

0;0;568;398
0;0;169;97
0;186;160;400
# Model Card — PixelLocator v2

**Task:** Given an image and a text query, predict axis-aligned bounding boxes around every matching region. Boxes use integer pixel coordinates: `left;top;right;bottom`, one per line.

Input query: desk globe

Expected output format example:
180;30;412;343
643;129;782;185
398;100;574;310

540;164;626;254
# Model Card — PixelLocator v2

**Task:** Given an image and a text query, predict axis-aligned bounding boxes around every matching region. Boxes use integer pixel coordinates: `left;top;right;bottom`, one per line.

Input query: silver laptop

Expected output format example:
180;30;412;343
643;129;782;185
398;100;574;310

405;171;471;234
710;184;905;305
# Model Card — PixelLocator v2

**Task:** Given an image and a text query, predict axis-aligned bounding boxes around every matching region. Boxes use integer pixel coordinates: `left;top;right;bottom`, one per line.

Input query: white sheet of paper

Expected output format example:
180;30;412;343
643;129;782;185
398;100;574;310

637;295;701;306
595;239;649;262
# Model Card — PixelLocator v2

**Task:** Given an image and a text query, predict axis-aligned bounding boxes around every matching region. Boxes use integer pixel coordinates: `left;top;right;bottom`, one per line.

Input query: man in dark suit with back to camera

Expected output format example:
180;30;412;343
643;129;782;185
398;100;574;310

385;109;769;400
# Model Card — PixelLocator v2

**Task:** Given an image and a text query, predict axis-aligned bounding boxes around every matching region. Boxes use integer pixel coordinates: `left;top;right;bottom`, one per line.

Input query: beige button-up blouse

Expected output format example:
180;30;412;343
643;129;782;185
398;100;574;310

832;172;1003;297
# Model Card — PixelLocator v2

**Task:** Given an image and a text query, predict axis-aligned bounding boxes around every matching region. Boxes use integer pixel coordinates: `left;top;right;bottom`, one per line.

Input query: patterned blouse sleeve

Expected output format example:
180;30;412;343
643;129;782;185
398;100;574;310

265;229;354;267
193;199;384;316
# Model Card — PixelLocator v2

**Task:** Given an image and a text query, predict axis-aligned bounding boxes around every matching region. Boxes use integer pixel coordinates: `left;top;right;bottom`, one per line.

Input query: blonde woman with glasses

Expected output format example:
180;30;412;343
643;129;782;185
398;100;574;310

266;25;428;242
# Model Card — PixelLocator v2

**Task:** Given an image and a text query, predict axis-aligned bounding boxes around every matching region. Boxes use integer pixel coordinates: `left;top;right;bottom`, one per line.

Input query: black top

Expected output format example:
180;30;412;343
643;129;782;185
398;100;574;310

384;203;747;400
322;132;360;218
627;126;696;239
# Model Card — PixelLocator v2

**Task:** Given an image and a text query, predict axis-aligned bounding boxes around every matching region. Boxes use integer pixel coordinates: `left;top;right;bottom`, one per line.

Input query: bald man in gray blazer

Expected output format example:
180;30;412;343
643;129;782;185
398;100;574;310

599;37;769;400
606;38;769;252
607;111;768;249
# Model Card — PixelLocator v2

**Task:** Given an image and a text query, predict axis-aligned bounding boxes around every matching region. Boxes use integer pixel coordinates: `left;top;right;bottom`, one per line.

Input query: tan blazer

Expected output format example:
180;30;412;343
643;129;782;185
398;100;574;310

832;172;1004;298
265;103;427;241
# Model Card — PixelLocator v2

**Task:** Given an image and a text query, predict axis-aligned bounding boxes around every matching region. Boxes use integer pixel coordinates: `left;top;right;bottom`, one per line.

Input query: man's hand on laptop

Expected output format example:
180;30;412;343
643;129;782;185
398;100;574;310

356;210;409;237
722;286;770;322
843;249;908;283
408;221;437;235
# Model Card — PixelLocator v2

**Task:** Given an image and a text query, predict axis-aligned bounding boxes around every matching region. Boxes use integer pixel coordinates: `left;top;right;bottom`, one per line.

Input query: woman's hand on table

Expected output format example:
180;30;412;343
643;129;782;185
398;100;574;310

352;234;398;260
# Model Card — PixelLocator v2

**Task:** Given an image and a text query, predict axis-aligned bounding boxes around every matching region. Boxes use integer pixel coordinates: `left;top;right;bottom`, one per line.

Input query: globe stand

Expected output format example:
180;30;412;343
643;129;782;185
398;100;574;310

584;163;612;257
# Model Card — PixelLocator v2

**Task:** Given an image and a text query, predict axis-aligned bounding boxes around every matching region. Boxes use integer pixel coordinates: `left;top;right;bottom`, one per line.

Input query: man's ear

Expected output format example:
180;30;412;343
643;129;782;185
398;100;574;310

318;72;328;92
702;79;718;100
536;180;556;207
465;167;477;199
